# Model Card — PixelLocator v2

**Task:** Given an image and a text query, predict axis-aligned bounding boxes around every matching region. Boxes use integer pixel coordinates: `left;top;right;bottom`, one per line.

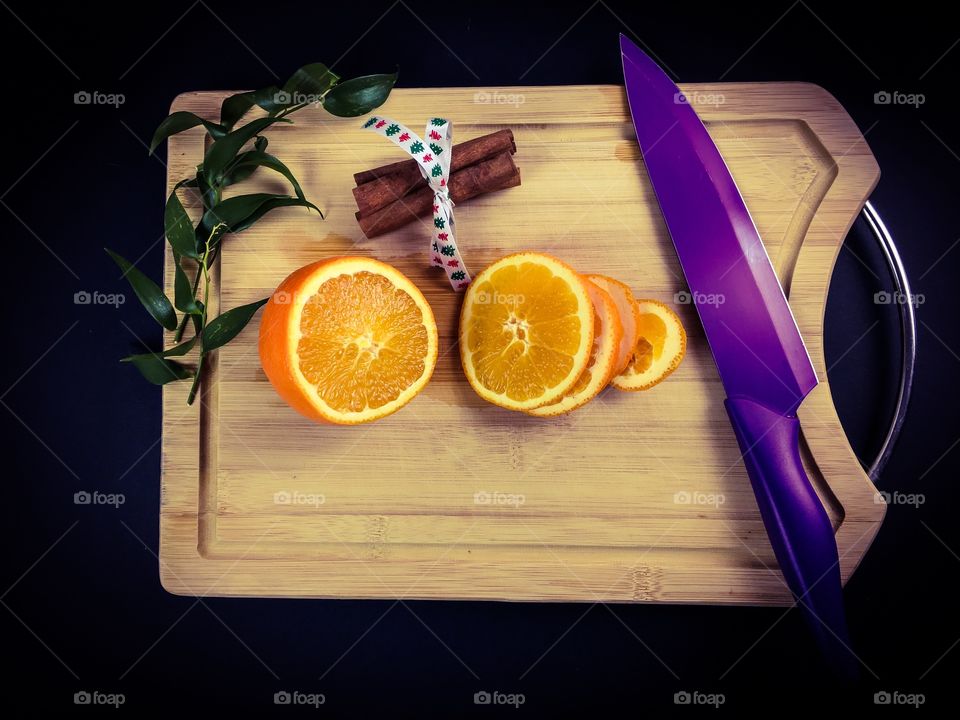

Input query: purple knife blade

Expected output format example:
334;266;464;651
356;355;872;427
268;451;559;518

620;34;857;677
620;44;816;413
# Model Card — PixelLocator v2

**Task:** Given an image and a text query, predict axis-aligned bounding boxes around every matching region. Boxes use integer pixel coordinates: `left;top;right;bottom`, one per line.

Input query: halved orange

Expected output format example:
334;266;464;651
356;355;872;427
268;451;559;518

459;252;594;412
527;279;623;416
258;257;438;424
582;274;640;375
611;299;686;391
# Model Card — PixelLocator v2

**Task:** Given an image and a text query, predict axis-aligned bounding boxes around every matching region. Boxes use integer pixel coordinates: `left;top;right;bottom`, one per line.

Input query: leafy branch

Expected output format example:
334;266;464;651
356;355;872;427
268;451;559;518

108;63;397;404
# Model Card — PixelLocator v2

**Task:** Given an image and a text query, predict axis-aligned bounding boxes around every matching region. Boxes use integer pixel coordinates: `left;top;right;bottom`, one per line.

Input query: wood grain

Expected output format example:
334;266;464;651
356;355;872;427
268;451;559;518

159;84;885;603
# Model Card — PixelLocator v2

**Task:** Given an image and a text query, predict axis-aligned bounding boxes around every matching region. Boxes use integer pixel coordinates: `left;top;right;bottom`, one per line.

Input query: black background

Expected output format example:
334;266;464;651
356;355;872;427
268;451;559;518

1;0;958;714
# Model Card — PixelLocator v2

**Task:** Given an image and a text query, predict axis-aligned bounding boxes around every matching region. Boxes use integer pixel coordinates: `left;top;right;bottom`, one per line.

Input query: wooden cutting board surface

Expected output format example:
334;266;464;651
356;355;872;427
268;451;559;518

159;84;885;603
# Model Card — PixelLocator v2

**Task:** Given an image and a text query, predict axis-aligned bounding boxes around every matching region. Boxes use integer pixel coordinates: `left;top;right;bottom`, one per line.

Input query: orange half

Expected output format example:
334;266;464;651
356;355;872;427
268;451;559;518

459;252;594;411
258;257;438;424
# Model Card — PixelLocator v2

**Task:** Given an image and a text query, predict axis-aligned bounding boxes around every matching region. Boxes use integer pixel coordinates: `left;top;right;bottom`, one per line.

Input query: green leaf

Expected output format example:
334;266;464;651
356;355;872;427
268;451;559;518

196;168;219;212
164;191;200;259
219;137;273;186
203;116;291;183
173;261;202;315
202;193;321;235
202;298;268;353
220;150;263;187
219;86;286;130
121;336;197;386
219;64;339;129
223;151;310;203
122;335;198;361
191;309;204;335
149;111;225;154
220;93;256;131
124;355;193;385
323;73;397;117
282;63;339;99
105;248;178;331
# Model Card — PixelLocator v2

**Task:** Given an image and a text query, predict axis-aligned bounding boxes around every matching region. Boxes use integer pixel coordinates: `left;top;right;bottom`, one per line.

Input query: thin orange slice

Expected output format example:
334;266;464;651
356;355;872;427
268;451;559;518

527;279;623;416
258;257;438;424
582;274;640;375
611;299;686;391
460;252;594;412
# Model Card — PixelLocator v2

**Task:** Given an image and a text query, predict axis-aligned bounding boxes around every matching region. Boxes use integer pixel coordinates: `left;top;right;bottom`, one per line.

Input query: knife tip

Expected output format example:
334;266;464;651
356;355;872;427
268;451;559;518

618;33;637;57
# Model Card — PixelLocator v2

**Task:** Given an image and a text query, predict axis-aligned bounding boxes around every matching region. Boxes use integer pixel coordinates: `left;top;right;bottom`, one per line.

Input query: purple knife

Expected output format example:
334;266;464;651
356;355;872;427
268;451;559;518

620;34;856;676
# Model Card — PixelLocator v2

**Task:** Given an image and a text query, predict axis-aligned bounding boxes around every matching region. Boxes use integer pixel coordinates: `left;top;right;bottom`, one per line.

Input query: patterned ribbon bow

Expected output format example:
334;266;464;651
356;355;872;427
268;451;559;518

362;116;471;290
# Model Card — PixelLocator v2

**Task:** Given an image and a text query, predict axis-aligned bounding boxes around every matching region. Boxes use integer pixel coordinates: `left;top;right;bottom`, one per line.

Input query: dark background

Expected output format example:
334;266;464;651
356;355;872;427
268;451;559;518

1;0;957;714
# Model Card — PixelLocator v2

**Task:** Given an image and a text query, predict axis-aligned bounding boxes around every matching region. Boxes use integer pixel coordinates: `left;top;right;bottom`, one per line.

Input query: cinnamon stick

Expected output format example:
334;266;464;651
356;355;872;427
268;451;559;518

353;129;515;185
356;151;521;239
353;129;516;216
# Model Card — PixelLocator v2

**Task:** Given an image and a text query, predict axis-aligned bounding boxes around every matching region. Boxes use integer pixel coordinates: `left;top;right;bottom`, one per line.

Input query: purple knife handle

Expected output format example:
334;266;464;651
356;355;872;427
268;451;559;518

725;396;858;679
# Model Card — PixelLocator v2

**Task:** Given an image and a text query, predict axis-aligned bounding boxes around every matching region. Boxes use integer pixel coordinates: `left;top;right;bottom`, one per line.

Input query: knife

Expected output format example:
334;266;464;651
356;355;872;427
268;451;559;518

619;34;857;677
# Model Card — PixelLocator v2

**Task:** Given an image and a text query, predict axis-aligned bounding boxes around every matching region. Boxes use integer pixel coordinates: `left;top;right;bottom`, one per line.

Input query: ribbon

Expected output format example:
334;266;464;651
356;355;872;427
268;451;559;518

361;116;471;290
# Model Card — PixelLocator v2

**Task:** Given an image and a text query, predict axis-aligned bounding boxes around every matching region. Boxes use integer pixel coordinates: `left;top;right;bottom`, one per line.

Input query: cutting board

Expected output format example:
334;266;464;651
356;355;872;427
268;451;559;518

159;84;885;603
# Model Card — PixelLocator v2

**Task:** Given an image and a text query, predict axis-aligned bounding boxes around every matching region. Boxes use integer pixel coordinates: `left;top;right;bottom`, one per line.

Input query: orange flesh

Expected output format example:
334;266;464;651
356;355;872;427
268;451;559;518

568;306;603;395
297;271;429;412
467;262;584;403
626;313;667;375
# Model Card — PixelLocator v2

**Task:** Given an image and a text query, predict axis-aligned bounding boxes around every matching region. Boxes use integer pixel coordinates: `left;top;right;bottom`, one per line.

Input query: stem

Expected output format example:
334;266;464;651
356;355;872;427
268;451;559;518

174;182;221;343
186;223;226;405
276;84;334;119
276;101;308;119
186;352;204;405
173;267;203;342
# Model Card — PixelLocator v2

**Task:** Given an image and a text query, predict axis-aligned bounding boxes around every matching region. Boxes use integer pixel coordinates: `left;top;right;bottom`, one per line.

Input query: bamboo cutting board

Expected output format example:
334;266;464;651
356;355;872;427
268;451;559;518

159;84;885;603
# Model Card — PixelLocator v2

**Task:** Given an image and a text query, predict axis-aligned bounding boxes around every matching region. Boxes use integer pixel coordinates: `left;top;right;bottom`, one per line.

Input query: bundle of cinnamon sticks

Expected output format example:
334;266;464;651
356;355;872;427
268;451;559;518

352;129;520;238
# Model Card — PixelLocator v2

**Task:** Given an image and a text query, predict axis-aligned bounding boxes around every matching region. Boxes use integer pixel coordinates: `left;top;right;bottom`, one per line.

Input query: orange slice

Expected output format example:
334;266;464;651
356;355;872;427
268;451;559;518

527;279;623;416
459;252;594;412
258;257;438;424
611;299;686;391
582;274;640;375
